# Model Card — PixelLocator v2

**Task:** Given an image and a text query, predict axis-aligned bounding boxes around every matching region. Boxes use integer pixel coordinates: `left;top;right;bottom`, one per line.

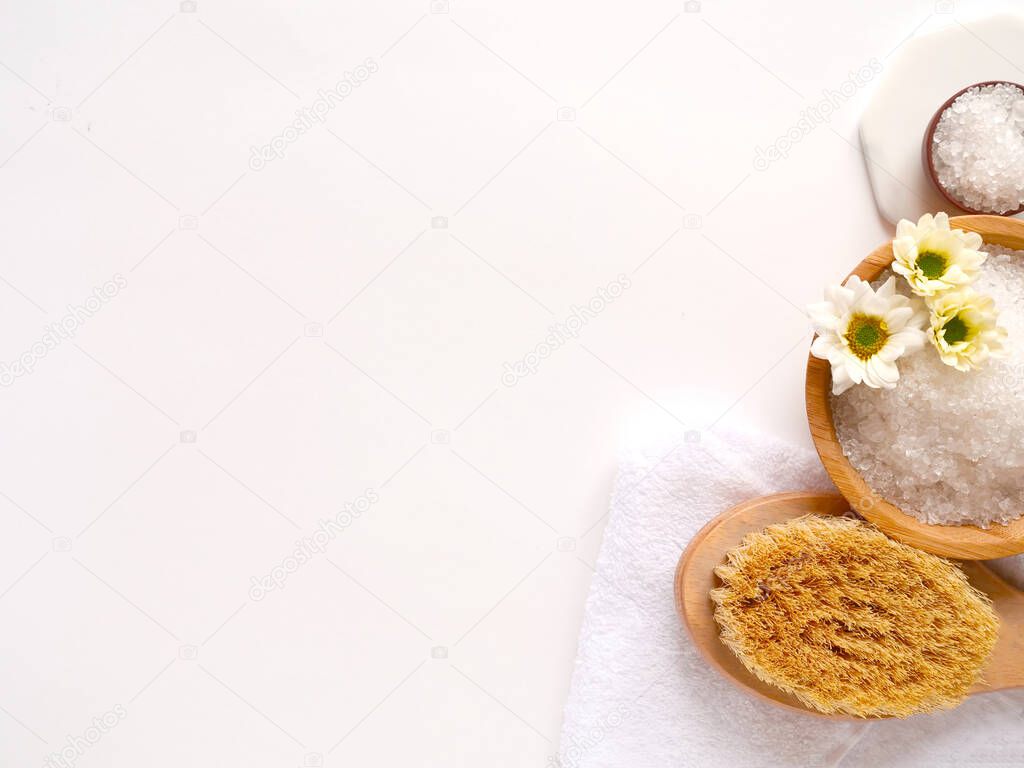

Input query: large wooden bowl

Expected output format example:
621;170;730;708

806;215;1024;559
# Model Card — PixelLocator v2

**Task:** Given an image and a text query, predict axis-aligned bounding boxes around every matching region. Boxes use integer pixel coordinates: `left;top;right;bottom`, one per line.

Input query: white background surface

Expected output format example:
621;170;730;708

0;1;1018;766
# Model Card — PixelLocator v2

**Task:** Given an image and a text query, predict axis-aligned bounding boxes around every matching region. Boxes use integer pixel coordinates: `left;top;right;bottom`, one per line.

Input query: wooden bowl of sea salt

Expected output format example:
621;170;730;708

807;215;1024;559
923;81;1024;216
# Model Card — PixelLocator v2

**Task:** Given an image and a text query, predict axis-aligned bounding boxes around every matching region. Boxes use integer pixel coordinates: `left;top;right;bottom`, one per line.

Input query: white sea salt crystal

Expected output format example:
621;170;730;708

932;83;1024;214
833;245;1024;527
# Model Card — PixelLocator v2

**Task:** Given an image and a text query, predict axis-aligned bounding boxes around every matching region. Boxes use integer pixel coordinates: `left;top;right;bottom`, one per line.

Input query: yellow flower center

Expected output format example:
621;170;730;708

916;251;947;280
942;314;970;345
844;314;889;360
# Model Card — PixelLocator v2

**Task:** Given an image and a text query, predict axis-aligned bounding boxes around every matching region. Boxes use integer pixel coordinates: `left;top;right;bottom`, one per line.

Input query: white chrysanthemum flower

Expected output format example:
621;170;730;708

928;287;1007;371
808;275;928;395
891;212;986;296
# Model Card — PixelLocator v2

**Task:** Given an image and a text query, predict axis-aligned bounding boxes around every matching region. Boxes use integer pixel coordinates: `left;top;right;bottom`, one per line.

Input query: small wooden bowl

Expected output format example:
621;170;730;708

922;81;1024;216
806;215;1024;559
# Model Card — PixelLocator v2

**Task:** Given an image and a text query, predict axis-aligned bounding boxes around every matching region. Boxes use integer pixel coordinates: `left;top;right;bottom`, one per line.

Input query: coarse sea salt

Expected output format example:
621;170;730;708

932;83;1024;215
833;245;1024;528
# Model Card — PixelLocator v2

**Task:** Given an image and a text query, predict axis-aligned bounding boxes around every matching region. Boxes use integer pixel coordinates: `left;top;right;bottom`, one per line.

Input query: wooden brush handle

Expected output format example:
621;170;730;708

962;562;1024;693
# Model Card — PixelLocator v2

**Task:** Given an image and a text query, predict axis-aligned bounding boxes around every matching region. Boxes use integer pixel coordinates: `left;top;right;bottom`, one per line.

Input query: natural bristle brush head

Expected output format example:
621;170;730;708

710;514;999;718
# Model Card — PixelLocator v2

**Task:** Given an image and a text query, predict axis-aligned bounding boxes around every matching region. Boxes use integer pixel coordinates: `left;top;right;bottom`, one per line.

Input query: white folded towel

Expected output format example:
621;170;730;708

559;423;1024;768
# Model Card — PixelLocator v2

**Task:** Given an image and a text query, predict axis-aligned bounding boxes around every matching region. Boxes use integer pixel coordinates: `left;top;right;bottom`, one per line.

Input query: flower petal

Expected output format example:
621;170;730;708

866;356;900;388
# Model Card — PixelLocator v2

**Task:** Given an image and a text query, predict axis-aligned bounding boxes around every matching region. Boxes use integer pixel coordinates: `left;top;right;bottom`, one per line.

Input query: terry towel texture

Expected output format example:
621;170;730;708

558;424;1024;768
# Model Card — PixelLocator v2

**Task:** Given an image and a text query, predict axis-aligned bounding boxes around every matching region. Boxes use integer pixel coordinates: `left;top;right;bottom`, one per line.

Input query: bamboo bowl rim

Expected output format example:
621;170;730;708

806;215;1024;559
